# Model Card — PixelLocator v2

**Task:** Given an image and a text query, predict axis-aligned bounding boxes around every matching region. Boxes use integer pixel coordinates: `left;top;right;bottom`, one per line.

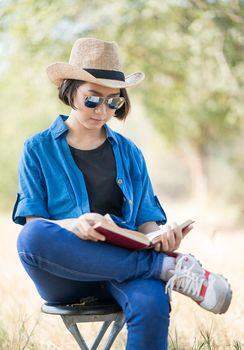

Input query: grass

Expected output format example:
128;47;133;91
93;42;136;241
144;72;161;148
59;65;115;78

0;319;242;350
0;213;243;349
0;317;39;350
169;328;243;350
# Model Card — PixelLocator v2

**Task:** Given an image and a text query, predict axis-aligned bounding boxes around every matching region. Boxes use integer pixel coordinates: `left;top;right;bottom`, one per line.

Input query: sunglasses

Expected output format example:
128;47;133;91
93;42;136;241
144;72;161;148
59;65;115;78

84;96;125;110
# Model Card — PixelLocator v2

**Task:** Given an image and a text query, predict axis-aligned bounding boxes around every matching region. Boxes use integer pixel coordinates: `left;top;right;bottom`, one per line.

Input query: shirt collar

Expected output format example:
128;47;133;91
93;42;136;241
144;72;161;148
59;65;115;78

104;123;118;145
50;115;69;139
50;114;118;144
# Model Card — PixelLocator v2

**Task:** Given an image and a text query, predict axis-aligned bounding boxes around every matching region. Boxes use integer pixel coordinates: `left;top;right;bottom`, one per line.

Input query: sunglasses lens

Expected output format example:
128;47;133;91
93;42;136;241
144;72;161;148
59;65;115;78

84;96;102;108
108;97;125;110
84;96;125;110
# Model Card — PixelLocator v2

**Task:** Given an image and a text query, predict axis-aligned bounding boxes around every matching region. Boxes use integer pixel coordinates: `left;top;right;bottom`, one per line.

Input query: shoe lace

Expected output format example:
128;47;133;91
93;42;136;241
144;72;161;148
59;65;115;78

165;255;205;300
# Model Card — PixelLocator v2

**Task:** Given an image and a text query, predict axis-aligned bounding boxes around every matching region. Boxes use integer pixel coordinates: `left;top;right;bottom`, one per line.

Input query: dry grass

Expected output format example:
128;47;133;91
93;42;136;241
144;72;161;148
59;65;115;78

0;208;243;350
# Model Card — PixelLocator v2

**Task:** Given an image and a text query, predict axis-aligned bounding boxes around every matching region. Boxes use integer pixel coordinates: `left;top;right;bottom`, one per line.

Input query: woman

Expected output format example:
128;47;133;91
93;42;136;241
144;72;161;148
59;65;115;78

13;38;231;350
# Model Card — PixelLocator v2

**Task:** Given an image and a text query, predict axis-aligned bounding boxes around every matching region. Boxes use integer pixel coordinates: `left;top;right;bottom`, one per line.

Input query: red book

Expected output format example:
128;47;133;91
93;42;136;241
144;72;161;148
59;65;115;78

93;219;194;250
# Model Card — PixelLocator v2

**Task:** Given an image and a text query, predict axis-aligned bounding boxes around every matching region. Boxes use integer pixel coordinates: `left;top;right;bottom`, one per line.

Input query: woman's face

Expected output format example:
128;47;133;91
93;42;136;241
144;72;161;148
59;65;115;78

72;82;120;130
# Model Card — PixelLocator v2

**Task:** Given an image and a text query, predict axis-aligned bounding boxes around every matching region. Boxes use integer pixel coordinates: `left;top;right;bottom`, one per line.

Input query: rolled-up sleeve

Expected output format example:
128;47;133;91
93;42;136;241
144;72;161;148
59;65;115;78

12;142;49;225
135;150;167;227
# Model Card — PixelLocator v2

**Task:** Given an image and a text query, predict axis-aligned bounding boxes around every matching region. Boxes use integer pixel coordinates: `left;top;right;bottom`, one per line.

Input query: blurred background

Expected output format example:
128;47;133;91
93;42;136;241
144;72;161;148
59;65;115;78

0;0;243;349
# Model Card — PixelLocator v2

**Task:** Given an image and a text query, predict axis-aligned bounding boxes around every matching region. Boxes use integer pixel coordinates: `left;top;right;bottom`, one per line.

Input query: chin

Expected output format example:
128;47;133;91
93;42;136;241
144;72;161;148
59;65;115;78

85;123;104;130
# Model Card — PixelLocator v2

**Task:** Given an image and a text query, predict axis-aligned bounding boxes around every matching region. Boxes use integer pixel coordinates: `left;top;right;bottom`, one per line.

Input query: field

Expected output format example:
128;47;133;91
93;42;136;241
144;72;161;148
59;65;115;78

0;209;243;350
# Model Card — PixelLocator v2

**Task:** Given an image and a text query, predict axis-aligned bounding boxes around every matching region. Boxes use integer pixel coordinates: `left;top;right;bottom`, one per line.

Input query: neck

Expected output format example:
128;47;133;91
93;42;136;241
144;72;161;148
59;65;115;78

65;110;106;150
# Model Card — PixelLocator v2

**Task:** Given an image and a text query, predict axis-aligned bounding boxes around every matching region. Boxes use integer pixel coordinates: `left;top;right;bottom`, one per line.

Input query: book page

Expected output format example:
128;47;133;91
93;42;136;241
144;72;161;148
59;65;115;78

145;228;167;242
145;219;194;243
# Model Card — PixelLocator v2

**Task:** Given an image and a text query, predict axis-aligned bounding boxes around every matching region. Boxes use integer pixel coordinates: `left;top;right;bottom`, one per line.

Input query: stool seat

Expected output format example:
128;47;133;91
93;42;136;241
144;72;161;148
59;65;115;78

42;298;122;316
41;297;125;350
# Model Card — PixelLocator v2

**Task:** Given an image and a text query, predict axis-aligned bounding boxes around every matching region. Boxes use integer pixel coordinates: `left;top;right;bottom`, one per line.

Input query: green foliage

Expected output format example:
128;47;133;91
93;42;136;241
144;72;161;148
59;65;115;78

0;0;243;212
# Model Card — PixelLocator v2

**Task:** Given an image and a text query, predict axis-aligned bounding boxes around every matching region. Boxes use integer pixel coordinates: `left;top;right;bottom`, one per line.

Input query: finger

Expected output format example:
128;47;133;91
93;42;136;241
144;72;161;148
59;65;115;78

71;219;91;240
161;234;169;252
80;223;105;242
166;229;176;251
73;227;88;240
87;227;106;241
83;213;104;226
172;221;182;249
182;224;194;237
154;242;161;252
164;224;176;251
78;219;99;241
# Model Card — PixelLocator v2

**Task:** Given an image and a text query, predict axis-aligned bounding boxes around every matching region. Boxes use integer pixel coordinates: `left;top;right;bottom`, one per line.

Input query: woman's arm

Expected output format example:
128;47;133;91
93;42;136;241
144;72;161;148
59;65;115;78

26;214;107;242
26;216;76;229
137;221;160;234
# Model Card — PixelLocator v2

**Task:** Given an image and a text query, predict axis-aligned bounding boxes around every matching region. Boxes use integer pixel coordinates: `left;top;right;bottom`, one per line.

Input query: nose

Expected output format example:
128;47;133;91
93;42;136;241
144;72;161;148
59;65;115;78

94;100;107;114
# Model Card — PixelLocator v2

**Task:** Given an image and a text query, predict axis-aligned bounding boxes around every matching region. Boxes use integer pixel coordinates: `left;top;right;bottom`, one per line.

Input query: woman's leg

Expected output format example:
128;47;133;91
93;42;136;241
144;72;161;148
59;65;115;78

17;220;170;349
105;279;170;350
22;265;108;303
17;219;165;289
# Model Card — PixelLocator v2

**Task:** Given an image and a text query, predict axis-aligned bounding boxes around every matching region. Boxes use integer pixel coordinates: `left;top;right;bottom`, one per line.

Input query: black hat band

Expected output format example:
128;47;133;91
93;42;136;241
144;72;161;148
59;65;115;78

84;68;125;82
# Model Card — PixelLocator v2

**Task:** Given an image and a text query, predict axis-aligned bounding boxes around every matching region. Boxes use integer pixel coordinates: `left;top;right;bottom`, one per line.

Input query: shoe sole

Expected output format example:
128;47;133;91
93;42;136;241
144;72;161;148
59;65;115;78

190;255;232;314
216;275;232;314
187;255;232;314
173;254;232;314
201;274;233;314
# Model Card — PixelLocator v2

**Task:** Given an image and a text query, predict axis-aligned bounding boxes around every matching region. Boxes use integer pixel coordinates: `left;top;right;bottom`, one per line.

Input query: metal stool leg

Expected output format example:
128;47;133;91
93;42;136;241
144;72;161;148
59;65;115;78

62;315;124;350
103;313;125;350
90;321;113;350
42;299;125;350
61;314;125;350
62;316;89;350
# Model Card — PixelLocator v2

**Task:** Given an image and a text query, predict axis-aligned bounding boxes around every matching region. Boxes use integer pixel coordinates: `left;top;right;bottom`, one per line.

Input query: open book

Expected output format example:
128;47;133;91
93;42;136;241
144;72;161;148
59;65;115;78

93;218;194;250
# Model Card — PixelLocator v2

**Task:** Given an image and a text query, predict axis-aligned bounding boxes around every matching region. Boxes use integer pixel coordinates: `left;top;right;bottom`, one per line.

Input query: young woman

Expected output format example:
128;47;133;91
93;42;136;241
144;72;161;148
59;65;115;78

13;38;232;350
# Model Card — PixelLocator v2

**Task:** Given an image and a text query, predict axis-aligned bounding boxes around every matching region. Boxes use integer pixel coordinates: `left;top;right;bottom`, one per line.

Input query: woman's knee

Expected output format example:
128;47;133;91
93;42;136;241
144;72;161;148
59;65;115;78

133;291;169;320
17;219;53;252
124;280;170;324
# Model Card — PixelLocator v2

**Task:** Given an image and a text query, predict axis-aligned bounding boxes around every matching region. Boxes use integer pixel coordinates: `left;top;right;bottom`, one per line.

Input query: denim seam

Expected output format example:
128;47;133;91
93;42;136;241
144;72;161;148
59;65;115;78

18;252;117;281
110;281;133;318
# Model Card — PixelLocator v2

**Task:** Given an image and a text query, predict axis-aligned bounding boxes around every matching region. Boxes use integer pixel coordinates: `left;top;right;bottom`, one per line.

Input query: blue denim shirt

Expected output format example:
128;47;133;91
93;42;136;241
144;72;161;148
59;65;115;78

12;115;166;230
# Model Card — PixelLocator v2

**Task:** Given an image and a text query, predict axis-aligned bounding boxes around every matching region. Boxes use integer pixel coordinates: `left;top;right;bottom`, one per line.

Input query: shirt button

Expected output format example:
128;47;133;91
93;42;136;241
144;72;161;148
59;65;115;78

129;199;133;205
117;179;123;185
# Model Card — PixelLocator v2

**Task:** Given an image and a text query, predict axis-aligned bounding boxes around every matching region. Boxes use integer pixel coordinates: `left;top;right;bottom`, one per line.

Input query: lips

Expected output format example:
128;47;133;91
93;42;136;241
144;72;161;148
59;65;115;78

90;118;104;122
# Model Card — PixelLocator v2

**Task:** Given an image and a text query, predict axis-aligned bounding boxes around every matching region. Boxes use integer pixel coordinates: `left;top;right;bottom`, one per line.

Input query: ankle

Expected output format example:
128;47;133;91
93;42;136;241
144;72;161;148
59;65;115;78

160;256;176;281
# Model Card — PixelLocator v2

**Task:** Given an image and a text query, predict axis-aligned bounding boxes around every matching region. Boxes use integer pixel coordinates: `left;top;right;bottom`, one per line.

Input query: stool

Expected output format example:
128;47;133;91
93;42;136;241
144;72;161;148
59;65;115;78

41;297;125;350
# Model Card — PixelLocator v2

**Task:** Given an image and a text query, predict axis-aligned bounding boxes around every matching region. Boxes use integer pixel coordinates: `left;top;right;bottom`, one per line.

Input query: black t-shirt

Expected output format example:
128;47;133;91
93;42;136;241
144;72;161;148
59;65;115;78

69;139;124;217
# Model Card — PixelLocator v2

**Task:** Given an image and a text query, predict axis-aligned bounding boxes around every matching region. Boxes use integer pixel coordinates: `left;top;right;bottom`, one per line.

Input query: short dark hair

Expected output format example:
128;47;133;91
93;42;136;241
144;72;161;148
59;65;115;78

58;79;131;120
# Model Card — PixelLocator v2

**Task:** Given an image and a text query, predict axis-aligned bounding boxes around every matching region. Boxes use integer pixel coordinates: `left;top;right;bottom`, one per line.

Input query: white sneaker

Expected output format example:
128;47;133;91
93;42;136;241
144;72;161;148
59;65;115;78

165;254;232;314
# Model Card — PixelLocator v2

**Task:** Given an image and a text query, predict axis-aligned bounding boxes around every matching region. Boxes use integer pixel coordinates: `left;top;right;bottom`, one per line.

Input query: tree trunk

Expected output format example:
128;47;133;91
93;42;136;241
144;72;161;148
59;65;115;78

181;142;209;206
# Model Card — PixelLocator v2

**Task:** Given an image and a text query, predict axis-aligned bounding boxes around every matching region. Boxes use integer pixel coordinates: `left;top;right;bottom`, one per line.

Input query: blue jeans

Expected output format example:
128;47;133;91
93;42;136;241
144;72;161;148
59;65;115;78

17;219;171;350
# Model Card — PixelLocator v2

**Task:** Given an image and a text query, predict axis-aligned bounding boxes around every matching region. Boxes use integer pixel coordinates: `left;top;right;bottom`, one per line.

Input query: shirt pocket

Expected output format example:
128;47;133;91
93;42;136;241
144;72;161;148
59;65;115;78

46;174;74;216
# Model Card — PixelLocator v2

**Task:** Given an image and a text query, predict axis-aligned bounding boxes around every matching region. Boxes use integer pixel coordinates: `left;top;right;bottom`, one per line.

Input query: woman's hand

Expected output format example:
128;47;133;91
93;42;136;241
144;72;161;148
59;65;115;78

69;213;108;242
154;222;193;252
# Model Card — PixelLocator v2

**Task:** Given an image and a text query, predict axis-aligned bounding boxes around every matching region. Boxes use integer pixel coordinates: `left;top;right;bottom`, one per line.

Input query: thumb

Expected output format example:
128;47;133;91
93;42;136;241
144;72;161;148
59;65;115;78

182;225;194;237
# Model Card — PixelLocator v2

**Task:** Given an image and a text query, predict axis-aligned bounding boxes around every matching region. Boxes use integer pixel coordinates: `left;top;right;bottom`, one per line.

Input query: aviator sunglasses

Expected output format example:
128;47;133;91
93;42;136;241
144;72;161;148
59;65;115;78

84;95;125;110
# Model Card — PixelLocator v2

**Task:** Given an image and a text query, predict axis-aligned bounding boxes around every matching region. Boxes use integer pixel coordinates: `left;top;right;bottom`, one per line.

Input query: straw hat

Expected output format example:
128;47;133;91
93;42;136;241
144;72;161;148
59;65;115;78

46;37;144;88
